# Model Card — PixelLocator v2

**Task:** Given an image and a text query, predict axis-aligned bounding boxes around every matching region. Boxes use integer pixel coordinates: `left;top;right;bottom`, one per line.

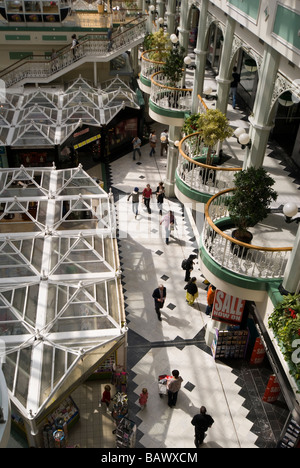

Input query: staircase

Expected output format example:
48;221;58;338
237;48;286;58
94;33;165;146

0;17;147;88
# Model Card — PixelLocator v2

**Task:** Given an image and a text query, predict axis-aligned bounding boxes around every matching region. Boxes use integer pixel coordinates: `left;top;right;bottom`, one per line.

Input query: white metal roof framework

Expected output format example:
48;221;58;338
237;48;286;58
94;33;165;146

0;76;140;147
0;164;125;422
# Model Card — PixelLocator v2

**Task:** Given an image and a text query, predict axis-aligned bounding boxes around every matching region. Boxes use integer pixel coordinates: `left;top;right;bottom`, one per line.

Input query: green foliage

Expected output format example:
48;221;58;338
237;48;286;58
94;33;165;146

144;30;171;62
197;109;233;148
227;167;278;234
268;294;300;384
182;113;201;135
162;46;186;87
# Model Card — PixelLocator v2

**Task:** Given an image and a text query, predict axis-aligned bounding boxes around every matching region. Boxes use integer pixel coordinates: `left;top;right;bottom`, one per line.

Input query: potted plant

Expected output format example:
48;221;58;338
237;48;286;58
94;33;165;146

196;109;233;165
268;293;300;385
228;166;278;244
161;46;186;87
144;29;171;62
182;113;201;135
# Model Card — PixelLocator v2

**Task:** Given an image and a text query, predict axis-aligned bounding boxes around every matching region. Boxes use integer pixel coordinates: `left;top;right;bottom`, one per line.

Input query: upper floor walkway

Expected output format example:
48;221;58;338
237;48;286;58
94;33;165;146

0;15;146;87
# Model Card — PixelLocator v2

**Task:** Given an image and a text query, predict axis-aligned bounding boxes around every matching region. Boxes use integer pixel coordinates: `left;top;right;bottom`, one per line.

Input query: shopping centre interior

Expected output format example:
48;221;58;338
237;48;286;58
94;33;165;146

0;0;300;450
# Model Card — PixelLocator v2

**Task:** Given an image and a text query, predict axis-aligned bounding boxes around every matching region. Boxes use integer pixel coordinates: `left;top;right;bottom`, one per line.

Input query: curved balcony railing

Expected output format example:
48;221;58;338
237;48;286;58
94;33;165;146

150;71;193;113
177;133;242;195
202;189;292;280
140;50;165;86
0;17;147;87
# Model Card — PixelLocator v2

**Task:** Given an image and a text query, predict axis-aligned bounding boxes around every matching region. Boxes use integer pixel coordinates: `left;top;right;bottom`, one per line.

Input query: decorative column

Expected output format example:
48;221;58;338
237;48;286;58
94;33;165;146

166;0;176;35
177;0;190;51
191;0;209;113
164;125;181;197
147;0;156;33
215;16;236;115
244;45;280;169
157;0;165;19
282;225;300;294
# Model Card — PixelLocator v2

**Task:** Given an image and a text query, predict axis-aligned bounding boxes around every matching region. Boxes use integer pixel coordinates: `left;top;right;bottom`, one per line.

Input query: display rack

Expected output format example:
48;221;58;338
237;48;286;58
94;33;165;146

42;396;79;448
277;418;300;448
115;417;136;448
211;328;249;360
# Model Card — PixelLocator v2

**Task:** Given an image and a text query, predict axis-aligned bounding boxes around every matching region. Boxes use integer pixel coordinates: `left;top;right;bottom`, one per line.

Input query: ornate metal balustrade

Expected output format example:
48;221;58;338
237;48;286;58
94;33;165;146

177;133;242;195
140;50;165;84
150;71;193;112
0;17;147;87
202;189;292;280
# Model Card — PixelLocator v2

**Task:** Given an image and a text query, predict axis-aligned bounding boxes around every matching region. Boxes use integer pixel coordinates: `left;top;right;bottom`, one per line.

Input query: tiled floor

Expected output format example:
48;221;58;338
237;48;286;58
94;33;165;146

8;66;298;449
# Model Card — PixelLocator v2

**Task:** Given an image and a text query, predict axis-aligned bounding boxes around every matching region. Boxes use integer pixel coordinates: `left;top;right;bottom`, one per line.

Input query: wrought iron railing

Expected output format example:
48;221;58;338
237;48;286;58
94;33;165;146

177;133;242;195
0;17;147;87
150;71;193;112
202;189;292;279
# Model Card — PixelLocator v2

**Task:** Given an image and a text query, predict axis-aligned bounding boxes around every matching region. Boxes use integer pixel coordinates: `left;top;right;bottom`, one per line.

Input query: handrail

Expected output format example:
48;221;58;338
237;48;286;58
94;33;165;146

178;132;242;172
140;49;166;65
205;188;292;253
201;188;292;280
0;16;147;85
151;70;193;93
198;94;208;112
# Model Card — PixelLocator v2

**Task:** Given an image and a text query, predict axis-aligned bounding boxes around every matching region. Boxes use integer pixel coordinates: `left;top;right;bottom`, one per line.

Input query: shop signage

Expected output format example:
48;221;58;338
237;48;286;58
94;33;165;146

74;134;101;150
74;128;90;138
212;290;246;324
250;337;266;365
262;375;281;403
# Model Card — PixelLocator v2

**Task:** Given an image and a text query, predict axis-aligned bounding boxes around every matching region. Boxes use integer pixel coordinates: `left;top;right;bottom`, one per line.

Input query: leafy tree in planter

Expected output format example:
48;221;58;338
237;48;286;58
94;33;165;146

143;30;171;62
228;167;278;240
197;109;233;165
162;46;186;87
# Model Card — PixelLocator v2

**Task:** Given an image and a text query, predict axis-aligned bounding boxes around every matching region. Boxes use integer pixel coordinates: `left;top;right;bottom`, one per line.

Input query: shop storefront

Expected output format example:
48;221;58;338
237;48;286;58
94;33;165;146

2;76;143;170
0;165;127;447
208;289;300;447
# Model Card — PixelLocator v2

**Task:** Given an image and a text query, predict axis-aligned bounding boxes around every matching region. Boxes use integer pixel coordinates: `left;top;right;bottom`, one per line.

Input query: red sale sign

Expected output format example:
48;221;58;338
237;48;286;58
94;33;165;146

212;290;246;324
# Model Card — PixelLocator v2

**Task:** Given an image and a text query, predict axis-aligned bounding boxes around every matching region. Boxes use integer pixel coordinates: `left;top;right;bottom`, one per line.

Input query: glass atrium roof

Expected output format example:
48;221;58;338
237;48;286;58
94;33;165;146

0;165;125;420
1;76;140;147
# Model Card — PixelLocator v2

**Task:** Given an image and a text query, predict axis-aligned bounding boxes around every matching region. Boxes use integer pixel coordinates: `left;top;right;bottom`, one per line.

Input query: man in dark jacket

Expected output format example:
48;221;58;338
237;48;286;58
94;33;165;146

191;406;214;447
184;254;197;282
152;284;166;321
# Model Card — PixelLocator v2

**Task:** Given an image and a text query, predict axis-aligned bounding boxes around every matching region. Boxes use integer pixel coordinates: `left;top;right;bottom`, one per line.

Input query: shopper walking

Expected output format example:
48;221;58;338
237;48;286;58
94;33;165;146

132;136;142;160
152;284;166;321
127;187;140;218
191;406;214;447
142;183;152;214
101;385;112;413
183;254;197;282
206;284;216;315
167;370;183;408
149;130;157;156
160;210;174;244
230;66;240;109
156;182;165;215
71;34;79;59
139;388;149;410
160;129;169;156
184;277;198;305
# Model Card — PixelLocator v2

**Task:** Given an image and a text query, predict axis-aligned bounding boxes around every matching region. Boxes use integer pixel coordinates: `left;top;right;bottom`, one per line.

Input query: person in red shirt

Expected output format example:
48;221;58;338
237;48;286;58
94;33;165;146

142;184;152;214
101;385;112;413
